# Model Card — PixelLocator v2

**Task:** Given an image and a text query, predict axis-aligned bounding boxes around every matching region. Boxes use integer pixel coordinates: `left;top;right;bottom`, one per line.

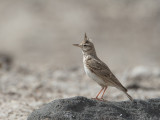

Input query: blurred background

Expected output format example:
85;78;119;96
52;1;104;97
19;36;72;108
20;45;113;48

0;0;160;70
0;0;160;119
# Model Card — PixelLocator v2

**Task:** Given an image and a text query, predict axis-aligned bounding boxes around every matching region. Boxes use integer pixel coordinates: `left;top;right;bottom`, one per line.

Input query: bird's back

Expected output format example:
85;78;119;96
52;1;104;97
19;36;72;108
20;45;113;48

84;55;127;92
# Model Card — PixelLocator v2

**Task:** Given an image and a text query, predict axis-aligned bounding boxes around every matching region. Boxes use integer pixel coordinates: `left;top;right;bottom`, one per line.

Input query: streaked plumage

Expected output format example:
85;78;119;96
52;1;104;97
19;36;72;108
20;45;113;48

73;33;133;101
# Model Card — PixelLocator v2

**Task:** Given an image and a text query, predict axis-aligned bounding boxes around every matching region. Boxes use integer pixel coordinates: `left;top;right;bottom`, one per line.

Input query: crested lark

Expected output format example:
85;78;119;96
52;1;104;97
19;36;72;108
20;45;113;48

73;33;133;101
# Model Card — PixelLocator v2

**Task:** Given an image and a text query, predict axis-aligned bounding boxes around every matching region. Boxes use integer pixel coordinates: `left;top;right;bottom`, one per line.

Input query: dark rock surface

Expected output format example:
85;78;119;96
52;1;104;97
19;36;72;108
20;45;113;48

27;96;160;120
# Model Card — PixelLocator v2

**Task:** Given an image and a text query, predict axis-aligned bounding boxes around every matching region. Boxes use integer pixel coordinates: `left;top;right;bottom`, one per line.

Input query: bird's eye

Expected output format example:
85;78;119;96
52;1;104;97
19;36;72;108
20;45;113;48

83;45;87;47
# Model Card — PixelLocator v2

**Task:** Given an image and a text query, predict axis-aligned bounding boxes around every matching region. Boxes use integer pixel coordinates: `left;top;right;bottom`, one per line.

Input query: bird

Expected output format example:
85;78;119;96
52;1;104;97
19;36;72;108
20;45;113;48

73;33;133;101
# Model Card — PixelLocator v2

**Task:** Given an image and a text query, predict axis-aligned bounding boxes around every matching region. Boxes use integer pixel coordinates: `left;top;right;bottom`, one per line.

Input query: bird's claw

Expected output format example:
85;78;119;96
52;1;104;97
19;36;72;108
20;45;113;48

91;98;107;102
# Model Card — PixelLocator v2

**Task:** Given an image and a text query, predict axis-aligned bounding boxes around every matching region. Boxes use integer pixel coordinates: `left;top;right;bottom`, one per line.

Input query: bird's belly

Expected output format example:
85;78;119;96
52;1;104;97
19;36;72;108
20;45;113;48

84;65;106;87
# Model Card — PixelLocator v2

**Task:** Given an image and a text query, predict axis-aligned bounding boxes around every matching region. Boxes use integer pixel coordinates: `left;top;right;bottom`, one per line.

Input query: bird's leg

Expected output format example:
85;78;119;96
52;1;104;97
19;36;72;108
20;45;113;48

100;87;107;100
96;87;104;99
92;87;104;100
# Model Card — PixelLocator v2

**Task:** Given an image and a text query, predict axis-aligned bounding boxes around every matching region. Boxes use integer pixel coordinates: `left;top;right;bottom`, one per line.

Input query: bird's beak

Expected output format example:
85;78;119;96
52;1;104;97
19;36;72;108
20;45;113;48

73;44;81;48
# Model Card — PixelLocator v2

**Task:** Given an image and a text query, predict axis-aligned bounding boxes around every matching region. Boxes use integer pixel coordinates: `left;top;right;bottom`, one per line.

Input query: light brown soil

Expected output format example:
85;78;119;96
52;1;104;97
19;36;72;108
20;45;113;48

0;0;160;119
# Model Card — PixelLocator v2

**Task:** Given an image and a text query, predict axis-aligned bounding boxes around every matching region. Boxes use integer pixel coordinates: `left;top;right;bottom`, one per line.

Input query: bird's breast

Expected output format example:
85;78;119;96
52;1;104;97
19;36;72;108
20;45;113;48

83;59;106;87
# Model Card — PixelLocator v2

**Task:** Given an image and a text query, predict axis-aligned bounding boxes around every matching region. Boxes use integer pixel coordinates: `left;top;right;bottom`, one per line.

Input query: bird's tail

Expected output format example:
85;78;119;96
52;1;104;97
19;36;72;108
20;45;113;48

124;92;133;101
116;84;133;101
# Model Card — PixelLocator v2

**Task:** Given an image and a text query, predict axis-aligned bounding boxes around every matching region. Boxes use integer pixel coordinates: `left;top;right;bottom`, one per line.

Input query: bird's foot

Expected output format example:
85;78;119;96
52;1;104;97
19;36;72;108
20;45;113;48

92;98;101;101
99;98;107;102
91;98;107;102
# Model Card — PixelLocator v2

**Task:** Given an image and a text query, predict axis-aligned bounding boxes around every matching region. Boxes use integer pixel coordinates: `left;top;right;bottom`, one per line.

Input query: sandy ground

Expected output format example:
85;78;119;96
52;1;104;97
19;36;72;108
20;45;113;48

0;63;160;120
0;0;160;119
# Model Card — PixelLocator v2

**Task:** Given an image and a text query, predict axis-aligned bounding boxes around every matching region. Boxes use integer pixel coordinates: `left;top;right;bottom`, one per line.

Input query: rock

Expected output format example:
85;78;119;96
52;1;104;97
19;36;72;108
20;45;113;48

27;96;160;120
127;66;160;81
129;66;151;80
0;53;13;71
125;66;160;90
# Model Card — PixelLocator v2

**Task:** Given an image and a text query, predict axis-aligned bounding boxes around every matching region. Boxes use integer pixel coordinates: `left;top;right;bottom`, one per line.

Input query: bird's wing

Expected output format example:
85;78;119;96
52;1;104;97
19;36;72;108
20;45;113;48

86;57;127;92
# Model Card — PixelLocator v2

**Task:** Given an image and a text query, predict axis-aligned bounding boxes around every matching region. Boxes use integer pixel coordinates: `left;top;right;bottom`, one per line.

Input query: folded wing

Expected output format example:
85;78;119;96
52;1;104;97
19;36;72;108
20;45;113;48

86;57;127;92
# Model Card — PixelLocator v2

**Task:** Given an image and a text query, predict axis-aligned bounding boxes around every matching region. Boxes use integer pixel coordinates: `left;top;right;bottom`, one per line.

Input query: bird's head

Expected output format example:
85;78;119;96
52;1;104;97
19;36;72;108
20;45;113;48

73;33;96;56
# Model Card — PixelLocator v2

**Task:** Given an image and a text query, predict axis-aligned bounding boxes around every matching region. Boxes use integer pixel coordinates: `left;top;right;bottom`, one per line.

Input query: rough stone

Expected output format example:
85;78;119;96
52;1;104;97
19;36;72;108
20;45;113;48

27;96;160;120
